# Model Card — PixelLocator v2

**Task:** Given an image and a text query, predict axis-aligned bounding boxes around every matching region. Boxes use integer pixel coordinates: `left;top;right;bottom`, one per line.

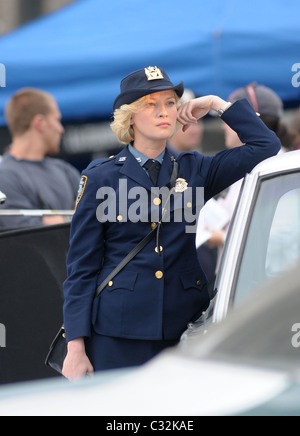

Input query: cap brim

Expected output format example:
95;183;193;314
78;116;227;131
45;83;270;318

113;81;184;111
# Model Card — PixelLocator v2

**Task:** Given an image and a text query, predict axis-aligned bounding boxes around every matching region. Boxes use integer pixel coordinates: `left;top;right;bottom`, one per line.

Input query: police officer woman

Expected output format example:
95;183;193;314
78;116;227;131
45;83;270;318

62;66;280;380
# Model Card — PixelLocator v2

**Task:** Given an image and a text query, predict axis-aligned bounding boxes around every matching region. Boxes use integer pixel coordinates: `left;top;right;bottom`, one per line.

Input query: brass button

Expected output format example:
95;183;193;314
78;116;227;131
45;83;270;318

117;215;123;221
108;281;113;287
153;197;161;206
196;280;201;286
155;271;163;279
109;155;115;159
155;246;163;253
151;222;156;230
62;333;66;339
187;202;192;208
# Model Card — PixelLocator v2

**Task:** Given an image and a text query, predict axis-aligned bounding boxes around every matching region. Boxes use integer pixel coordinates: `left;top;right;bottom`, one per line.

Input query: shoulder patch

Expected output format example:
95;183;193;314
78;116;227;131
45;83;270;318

75;175;88;209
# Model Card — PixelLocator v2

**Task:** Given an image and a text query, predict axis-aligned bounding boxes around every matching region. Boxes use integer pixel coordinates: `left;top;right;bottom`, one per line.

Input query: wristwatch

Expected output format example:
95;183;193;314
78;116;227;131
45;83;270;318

216;102;232;117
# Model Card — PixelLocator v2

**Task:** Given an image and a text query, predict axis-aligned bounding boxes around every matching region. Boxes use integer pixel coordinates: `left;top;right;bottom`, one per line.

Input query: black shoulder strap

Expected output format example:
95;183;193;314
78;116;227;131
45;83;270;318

94;156;178;298
95;226;157;298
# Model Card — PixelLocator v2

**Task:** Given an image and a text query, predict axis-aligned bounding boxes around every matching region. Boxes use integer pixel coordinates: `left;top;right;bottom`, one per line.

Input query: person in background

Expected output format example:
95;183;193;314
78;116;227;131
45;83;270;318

0;88;80;229
290;106;300;150
169;89;204;152
205;83;296;269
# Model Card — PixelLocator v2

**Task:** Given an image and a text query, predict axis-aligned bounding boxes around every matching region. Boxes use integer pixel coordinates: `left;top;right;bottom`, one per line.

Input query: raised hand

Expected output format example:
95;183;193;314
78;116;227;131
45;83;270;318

177;95;230;131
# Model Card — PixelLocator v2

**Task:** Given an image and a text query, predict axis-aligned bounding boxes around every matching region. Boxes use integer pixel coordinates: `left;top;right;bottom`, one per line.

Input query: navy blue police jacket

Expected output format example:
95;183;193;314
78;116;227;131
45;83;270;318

63;99;281;343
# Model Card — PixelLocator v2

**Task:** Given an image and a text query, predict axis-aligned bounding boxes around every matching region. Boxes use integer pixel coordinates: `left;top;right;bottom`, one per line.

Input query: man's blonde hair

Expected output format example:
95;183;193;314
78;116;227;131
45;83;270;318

110;92;180;144
5;88;54;137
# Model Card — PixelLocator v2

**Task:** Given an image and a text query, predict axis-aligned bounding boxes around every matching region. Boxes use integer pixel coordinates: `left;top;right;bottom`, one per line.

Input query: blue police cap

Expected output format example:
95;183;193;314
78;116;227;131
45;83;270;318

113;66;184;111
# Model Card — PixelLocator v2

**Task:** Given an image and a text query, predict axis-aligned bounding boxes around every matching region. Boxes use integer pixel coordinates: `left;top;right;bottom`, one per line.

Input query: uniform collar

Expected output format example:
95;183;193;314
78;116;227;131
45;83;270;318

115;145;178;192
128;144;165;167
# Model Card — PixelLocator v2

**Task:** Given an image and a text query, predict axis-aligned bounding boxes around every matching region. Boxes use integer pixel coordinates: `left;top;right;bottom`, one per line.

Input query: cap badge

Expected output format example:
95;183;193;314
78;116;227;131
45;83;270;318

144;66;164;81
174;178;188;193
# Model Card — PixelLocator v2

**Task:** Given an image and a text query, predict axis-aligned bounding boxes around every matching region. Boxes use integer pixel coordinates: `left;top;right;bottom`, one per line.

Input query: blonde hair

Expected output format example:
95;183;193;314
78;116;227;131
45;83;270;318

5;88;54;137
110;91;180;144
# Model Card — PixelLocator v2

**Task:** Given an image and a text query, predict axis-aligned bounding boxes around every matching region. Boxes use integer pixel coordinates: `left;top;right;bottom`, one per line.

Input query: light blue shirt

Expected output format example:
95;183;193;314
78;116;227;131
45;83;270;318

128;144;165;171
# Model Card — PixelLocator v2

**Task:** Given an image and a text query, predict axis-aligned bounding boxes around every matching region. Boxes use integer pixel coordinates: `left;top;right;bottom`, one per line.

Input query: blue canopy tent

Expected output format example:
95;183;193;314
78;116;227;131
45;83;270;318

0;0;299;127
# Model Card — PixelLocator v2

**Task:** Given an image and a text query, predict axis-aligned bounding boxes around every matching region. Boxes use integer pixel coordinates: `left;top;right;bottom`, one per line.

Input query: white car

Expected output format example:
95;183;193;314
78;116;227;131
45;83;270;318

0;262;300;416
183;149;300;340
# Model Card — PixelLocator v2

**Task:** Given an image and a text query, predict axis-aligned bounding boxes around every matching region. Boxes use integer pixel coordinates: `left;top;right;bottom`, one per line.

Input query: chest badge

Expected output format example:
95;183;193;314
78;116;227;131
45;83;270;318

174;178;188;193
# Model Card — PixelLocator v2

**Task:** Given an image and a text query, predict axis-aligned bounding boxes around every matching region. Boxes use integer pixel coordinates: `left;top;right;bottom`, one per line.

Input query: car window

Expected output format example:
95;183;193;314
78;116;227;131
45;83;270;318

233;171;300;306
266;188;300;275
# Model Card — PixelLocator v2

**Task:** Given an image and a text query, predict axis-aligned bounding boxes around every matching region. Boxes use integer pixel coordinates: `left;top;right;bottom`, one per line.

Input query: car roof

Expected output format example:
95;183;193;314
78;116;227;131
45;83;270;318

251;150;300;177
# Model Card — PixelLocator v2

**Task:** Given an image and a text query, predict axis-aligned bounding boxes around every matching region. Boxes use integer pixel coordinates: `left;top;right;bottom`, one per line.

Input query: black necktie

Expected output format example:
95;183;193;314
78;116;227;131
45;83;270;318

143;159;161;186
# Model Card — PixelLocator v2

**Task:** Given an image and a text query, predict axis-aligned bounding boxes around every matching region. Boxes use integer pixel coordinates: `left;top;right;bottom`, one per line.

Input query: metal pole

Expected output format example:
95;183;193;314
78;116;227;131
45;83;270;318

0;210;74;216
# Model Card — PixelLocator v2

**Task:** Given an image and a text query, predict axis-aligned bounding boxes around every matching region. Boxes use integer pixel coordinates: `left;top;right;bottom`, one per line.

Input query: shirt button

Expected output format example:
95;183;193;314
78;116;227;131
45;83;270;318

155;271;163;279
153;197;161;206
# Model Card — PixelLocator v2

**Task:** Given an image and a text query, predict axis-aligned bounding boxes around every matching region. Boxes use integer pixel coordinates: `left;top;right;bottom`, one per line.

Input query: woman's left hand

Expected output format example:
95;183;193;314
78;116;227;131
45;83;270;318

177;95;230;131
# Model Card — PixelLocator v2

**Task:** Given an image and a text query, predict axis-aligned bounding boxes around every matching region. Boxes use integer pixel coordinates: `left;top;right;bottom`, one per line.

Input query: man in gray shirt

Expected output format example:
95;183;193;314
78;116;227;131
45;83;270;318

0;88;80;229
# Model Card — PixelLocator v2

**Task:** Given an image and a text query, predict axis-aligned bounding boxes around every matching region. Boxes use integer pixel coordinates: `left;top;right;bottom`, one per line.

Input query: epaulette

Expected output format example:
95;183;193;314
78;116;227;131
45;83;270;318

85;155;116;171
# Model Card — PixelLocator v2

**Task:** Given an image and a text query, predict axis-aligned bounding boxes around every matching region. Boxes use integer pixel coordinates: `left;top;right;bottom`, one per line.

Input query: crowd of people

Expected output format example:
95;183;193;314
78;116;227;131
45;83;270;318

0;69;299;380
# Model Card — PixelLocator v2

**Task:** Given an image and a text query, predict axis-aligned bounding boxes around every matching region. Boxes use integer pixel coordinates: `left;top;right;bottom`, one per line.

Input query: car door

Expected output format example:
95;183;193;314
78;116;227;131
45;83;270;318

213;151;300;322
182;151;300;342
